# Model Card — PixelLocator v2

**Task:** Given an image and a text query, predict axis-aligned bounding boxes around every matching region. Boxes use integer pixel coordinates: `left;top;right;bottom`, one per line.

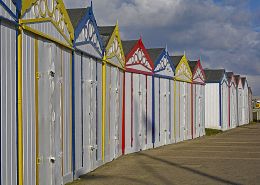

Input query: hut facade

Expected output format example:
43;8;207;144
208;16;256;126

171;55;193;142
0;0;19;184
98;24;125;162
147;48;175;147
67;5;104;178
248;87;253;122
226;72;238;129
19;0;74;184
122;39;154;154
241;77;249;125
205;69;229;130
189;60;206;138
235;75;243;126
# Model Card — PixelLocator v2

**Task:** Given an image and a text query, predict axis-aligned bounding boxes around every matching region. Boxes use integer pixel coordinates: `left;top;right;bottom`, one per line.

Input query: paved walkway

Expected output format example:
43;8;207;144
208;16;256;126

69;123;260;185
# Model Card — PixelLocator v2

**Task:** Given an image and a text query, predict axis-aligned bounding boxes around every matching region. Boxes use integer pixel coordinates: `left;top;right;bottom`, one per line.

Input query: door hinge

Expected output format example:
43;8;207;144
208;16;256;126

36;72;41;79
37;156;43;165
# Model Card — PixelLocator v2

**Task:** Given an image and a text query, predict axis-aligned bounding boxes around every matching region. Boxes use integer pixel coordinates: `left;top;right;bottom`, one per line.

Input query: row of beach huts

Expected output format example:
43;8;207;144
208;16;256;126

0;1;253;185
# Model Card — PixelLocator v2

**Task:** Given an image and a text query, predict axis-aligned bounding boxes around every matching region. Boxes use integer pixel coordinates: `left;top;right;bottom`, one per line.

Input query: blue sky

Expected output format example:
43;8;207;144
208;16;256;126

64;0;260;95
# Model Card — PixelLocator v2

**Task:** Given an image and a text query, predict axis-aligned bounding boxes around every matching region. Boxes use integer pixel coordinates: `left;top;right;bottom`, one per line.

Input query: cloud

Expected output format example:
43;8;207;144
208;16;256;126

64;0;260;95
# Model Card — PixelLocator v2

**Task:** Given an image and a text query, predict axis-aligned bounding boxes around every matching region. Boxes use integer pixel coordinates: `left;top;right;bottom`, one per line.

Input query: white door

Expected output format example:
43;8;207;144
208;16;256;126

141;74;147;150
161;79;170;145
113;68;120;158
138;74;145;150
110;67;116;160
38;42;62;185
124;72;132;154
198;86;202;136
160;79;166;146
166;80;171;144
82;57;97;172
133;74;140;152
154;77;160;147
183;83;187;140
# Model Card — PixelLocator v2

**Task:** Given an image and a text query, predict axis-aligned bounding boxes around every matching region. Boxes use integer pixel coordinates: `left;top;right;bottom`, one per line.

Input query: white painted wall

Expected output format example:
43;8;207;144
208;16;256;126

205;83;221;129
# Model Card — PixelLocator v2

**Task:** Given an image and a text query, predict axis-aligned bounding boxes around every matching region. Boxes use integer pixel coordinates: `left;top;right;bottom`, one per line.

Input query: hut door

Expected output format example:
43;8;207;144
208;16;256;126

37;42;62;185
198;87;202;137
233;89;236;127
182;82;187;140
82;57;97;172
222;84;228;130
133;74;140;151
138;74;144;151
113;68;120;158
166;80;171;144
140;74;147;150
161;79;168;145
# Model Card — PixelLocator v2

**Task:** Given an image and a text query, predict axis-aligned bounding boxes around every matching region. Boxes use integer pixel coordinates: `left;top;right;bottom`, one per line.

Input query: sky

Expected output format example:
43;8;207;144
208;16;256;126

64;0;260;96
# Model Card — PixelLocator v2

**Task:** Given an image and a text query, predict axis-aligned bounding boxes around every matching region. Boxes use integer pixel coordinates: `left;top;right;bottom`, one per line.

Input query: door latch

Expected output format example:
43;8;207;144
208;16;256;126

89;145;97;151
49;70;55;78
49;156;56;164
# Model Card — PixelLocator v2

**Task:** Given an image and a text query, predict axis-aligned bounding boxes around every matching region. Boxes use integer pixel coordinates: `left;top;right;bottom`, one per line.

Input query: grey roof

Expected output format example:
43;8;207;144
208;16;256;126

204;69;225;82
226;72;234;82
234;75;240;85
122;40;138;56
188;60;198;73
67;8;90;29
146;48;165;64
170;55;184;68
241;77;247;88
98;26;116;47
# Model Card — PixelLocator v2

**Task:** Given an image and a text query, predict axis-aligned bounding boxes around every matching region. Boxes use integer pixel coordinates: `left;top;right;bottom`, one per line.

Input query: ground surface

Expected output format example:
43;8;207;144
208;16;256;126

69;123;260;185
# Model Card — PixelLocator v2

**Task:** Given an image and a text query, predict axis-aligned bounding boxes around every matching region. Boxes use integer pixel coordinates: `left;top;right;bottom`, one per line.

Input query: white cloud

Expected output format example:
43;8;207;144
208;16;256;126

64;0;260;95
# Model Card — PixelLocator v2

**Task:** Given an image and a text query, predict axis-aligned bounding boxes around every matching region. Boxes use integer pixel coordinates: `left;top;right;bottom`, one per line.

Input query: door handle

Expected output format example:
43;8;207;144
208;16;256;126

49;156;55;164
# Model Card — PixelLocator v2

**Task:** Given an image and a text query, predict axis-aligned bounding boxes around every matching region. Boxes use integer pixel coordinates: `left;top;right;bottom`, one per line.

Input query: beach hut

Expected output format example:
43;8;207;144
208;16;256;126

235;75;243;126
170;55;193;142
19;1;74;184
248;87;253;122
0;0;19;184
241;77;249;125
146;48;175;147
98;24;125;162
226;72;238;129
205;69;229;131
67;5;104;178
189;60;206;138
122;39;154;154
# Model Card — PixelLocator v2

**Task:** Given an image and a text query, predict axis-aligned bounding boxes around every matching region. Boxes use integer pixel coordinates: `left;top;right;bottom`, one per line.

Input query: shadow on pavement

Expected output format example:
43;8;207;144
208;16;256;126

137;152;242;185
79;174;156;185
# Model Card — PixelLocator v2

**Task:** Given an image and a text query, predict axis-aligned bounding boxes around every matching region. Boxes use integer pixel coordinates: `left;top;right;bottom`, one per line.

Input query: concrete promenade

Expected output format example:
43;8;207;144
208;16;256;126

69;123;260;185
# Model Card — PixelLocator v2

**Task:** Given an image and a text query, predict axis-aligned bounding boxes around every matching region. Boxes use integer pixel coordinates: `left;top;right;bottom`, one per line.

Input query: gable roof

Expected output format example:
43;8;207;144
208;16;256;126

170;55;184;68
98;26;115;47
234;74;240;83
20;0;74;43
249;87;252;94
226;72;233;78
122;40;138;57
188;60;198;73
146;48;165;64
204;69;225;83
241;77;248;88
226;72;234;82
67;8;90;29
